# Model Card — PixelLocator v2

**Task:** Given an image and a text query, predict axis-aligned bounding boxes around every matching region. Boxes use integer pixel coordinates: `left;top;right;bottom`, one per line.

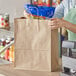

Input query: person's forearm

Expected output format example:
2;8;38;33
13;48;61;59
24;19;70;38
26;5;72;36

63;22;76;33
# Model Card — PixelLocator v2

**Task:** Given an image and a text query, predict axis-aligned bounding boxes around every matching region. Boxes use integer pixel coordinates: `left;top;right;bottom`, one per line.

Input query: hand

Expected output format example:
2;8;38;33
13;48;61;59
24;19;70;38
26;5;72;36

49;18;68;30
24;10;30;18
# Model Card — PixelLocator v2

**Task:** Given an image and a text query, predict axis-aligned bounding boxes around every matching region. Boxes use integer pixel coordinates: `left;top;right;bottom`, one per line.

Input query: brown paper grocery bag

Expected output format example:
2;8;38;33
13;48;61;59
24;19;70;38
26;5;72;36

14;18;59;72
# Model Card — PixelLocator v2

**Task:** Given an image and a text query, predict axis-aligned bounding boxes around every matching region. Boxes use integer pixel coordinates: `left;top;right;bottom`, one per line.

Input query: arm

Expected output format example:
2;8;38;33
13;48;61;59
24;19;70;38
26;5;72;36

50;18;76;33
63;20;76;33
53;0;67;36
51;0;76;33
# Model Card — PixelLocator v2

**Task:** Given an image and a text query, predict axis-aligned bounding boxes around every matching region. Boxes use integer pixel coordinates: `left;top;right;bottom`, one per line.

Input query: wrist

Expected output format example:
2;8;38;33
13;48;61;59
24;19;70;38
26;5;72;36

62;20;70;28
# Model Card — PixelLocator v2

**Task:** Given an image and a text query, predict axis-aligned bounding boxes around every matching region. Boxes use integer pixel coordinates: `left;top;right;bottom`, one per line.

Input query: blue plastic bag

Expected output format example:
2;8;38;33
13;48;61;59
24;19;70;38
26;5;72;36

24;4;55;18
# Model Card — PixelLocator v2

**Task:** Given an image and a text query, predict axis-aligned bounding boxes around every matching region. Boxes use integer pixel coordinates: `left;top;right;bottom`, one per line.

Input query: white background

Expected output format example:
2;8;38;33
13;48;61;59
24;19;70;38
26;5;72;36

0;0;30;22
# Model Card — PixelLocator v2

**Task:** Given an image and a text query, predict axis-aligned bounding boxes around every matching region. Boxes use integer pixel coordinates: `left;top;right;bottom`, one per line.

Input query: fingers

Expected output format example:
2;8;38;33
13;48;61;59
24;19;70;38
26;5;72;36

48;22;59;30
48;18;60;30
49;18;62;26
51;21;57;26
51;18;57;21
49;20;57;26
51;25;59;30
49;18;64;30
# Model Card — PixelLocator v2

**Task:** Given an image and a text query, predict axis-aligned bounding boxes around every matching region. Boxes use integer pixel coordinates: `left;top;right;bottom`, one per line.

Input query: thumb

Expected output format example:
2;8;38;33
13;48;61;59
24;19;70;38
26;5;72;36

51;18;57;21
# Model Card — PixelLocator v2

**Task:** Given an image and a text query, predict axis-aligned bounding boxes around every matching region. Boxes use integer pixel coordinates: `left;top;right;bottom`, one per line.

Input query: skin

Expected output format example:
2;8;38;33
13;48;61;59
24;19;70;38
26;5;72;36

49;18;76;33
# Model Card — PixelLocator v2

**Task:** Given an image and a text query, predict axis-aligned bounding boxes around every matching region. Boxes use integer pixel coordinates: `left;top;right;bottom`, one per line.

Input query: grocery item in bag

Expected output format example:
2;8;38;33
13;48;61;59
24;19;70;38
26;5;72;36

24;4;55;18
46;0;51;7
24;10;45;19
34;0;38;5
38;0;42;5
42;0;46;6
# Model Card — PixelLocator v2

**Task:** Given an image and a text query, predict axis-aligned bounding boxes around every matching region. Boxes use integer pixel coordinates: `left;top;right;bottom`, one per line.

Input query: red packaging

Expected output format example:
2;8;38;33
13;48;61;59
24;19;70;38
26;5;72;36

42;0;46;6
46;0;51;7
34;0;38;5
5;48;9;61
38;0;43;6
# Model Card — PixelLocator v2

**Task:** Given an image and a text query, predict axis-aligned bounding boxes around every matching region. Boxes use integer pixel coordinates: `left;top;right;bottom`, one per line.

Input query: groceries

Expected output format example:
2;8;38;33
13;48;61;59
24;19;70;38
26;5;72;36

33;0;51;6
46;0;51;7
0;37;14;62
34;0;38;5
24;10;45;19
42;0;46;6
9;45;14;62
0;46;4;58
33;0;61;7
0;13;9;29
38;0;42;5
24;4;55;19
5;48;9;60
